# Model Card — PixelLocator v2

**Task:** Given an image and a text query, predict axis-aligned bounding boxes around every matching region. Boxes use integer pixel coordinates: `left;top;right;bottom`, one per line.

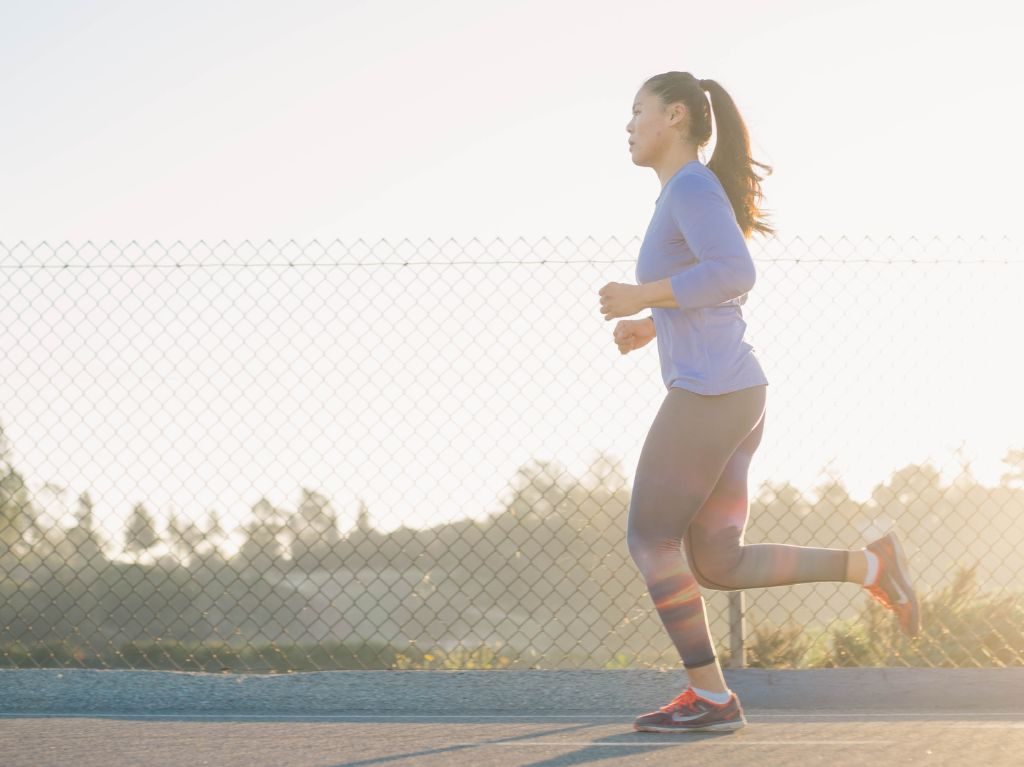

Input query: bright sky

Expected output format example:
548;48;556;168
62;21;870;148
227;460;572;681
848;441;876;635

2;0;1022;241
1;0;1022;548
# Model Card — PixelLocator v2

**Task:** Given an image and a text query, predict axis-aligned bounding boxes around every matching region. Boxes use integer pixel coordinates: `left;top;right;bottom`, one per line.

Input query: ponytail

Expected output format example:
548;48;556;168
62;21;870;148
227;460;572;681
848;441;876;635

643;72;775;239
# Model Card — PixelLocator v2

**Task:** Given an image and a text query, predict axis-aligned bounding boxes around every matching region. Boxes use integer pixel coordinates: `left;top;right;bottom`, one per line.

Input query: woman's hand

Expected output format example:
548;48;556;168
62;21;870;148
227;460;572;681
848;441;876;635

613;317;656;355
599;282;647;321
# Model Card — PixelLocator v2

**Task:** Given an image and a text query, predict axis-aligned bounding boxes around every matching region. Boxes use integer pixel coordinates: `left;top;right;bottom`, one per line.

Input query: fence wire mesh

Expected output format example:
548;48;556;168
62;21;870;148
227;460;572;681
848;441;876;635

1;236;1022;672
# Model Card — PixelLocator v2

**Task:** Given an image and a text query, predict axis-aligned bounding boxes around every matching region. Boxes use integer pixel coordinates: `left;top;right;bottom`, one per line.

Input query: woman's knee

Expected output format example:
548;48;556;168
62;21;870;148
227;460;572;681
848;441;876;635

687;563;719;590
687;524;745;590
626;529;681;578
626;528;659;571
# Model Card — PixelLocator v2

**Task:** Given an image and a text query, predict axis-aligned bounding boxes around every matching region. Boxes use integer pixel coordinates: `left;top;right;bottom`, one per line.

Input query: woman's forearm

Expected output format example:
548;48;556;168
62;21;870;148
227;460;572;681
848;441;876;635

638;278;679;310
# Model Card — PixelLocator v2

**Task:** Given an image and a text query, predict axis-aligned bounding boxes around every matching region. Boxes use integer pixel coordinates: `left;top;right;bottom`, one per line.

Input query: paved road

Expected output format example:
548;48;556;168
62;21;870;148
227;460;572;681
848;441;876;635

4;710;1024;766
3;668;1023;766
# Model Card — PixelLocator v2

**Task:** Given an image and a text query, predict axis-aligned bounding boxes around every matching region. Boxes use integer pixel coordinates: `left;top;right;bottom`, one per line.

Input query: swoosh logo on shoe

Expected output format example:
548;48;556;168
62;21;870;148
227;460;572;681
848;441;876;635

671;711;709;722
890;578;910;604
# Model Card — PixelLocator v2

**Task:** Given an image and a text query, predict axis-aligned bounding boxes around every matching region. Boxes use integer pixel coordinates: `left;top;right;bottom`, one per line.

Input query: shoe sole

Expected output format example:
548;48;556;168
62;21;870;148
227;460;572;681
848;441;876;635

881;530;921;637
634;718;746;733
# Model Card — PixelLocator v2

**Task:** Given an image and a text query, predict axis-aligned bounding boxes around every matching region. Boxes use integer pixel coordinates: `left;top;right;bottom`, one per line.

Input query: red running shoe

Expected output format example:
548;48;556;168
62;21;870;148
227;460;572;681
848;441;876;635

633;687;746;733
865;530;920;638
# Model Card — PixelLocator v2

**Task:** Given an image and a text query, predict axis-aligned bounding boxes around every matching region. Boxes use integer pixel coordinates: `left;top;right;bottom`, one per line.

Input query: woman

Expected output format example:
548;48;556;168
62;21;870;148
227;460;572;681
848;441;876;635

598;71;919;734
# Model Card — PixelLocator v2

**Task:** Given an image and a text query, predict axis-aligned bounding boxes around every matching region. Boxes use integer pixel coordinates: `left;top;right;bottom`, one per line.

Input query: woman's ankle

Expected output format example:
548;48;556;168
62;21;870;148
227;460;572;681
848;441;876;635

846;549;867;584
686;663;728;693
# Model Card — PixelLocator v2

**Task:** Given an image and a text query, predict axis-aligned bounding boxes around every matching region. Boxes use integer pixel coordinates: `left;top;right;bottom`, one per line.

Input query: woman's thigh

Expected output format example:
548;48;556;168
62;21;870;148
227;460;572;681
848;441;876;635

682;407;765;582
627;384;767;547
691;405;766;531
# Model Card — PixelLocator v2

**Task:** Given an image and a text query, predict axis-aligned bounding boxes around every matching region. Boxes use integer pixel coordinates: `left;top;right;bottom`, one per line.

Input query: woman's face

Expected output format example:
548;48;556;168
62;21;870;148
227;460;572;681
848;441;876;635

626;88;684;167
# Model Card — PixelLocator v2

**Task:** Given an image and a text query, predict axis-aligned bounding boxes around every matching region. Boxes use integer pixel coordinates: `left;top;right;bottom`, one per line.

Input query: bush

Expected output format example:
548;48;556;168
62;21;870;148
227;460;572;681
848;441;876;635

817;564;1024;668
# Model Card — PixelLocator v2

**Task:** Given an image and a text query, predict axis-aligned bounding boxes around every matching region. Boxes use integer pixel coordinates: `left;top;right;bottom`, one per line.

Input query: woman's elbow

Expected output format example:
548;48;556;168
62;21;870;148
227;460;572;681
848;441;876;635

732;259;756;296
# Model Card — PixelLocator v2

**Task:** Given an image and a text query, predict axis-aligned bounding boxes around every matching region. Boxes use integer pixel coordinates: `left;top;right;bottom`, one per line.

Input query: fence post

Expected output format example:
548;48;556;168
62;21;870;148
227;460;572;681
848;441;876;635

727;590;745;668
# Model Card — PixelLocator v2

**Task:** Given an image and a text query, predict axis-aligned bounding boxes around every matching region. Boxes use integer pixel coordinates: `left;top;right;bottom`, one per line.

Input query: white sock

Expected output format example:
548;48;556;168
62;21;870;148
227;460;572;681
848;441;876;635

862;550;880;586
692;686;732;705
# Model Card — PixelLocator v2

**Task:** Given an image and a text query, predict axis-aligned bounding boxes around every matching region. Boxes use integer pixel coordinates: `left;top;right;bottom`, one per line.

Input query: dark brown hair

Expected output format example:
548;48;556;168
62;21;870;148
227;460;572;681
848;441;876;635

642;71;775;239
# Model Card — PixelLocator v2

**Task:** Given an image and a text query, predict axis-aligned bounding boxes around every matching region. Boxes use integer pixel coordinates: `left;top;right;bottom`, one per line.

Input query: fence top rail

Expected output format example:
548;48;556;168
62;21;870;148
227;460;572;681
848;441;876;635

1;235;1022;268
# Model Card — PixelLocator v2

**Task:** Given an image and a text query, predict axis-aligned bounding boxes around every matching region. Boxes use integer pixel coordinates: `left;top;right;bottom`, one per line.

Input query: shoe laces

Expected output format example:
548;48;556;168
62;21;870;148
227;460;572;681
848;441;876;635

661;687;698;712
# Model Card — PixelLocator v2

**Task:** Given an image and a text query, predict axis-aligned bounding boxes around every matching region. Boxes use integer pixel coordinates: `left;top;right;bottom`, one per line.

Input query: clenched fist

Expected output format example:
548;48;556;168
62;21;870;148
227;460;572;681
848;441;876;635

613;317;656;355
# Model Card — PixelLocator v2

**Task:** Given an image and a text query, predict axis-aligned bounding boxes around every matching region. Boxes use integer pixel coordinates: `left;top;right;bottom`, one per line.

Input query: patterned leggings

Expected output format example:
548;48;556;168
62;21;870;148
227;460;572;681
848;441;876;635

626;384;849;669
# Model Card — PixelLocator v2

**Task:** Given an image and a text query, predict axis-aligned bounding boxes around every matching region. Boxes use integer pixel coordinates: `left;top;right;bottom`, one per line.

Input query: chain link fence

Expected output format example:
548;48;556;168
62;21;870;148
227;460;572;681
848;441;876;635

1;236;1023;671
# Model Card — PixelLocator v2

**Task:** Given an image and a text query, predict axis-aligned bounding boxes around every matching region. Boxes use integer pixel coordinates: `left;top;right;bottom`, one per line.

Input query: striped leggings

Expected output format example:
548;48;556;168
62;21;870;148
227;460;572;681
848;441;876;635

626;384;849;669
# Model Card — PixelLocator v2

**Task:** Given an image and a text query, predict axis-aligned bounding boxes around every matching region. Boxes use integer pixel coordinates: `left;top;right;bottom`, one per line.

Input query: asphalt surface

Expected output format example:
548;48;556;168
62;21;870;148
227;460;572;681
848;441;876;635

2;668;1023;766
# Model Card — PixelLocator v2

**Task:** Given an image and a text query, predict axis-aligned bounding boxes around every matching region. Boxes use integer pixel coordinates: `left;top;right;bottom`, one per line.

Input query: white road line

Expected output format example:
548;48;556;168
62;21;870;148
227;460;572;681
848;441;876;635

947;722;1024;729
0;712;1019;721
451;740;899;747
752;712;1024;719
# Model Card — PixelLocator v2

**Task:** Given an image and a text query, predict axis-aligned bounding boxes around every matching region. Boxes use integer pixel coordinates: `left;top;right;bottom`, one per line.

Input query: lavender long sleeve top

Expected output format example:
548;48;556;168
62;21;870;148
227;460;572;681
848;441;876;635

635;160;769;395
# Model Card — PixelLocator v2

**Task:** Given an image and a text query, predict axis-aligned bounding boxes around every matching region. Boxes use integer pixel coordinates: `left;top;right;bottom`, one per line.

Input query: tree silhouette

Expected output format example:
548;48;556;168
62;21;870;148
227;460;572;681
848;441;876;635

355;498;373;534
999;448;1024;489
167;511;203;564
0;456;38;559
125;503;159;554
289;488;341;571
66;491;106;568
236;497;287;572
203;509;227;554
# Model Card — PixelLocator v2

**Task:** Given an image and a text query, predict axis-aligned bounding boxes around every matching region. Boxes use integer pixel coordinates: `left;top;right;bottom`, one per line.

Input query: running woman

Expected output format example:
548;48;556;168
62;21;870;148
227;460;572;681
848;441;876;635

598;71;920;734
